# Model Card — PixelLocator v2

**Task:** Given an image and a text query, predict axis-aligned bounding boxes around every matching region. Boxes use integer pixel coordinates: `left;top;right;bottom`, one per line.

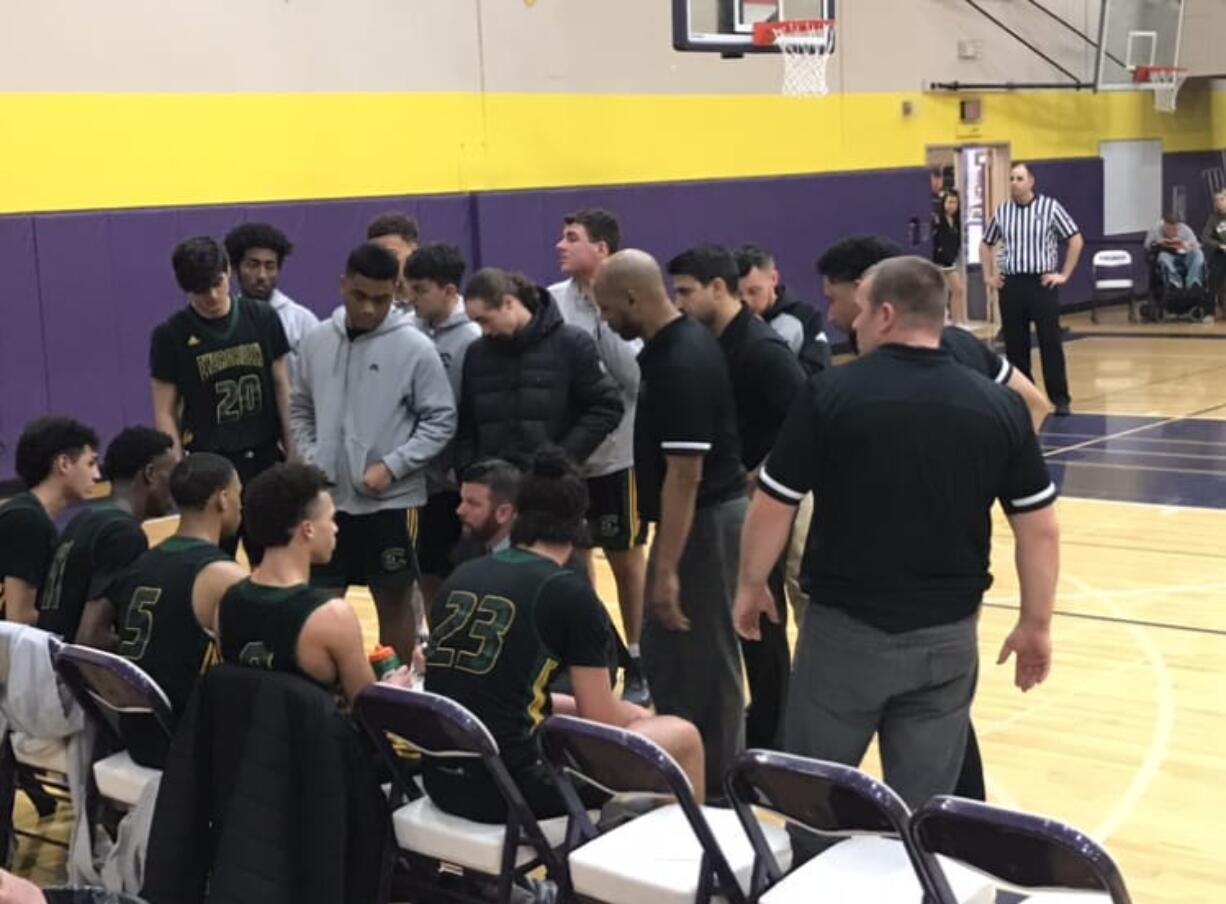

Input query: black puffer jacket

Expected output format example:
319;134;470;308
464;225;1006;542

456;289;623;471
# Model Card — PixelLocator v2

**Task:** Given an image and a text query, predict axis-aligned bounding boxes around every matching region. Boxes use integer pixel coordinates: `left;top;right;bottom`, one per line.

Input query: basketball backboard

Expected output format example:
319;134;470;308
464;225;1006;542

1095;0;1184;89
673;0;835;54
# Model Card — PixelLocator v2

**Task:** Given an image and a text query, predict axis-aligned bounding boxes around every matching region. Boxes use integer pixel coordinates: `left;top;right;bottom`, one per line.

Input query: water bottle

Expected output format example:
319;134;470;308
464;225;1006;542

369;645;403;682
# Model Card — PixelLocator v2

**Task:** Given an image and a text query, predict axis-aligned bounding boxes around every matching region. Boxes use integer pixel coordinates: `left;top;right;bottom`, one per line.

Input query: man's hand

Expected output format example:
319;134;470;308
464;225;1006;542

381;665;415;688
733;583;778;641
362;462;394;494
649;567;689;631
986;272;1005;290
997;620;1052;691
1040;272;1068;288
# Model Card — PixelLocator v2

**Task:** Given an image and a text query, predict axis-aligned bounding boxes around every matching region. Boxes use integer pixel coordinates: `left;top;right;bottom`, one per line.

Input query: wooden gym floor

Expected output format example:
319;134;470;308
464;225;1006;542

13;307;1226;901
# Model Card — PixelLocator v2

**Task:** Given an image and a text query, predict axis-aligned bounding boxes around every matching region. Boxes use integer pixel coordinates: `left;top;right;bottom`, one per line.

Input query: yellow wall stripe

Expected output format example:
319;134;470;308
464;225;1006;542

0;89;1217;215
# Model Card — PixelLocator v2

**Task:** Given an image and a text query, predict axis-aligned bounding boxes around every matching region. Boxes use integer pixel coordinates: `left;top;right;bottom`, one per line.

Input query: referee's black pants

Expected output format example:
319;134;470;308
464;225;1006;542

1000;273;1070;406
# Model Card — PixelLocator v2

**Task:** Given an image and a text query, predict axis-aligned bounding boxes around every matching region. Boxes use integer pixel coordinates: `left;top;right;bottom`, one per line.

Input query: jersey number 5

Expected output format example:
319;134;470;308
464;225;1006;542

427;592;516;675
118;586;161;660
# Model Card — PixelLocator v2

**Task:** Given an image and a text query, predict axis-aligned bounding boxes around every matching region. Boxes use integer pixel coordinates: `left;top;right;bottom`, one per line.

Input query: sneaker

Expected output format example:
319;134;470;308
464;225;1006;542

621;660;653;708
1053;401;1071;417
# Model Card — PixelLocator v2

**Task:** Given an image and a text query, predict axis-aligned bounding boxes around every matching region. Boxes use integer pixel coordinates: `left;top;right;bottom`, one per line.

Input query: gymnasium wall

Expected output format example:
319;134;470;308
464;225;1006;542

0;1;1223;475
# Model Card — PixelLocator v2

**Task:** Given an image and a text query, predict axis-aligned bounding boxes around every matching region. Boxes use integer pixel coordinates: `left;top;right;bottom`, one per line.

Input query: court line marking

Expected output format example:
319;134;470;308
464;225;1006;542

1049;446;1226;462
1065;573;1175;845
981;602;1226;638
1048;459;1226;477
1042;400;1226;457
985;578;1226;605
1047;494;1226;517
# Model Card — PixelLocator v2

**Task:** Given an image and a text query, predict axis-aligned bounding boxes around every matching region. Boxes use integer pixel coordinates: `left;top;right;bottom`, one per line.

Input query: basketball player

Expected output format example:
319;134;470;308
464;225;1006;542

150;236;294;560
81;454;246;721
37;426;176;641
0;418;100;626
217;463;413;704
223;222;319;361
367;212;420;308
424;449;704;822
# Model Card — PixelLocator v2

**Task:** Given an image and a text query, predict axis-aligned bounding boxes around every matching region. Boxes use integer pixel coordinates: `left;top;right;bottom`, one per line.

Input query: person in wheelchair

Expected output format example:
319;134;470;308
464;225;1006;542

424;447;705;823
1146;213;1209;318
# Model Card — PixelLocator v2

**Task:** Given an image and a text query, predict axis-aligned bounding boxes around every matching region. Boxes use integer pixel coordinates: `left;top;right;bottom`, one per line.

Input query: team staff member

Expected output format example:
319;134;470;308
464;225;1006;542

981;162;1083;416
735;256;1059;811
424;449;704;821
150;236;294;560
668;244;806;749
593;249;748;796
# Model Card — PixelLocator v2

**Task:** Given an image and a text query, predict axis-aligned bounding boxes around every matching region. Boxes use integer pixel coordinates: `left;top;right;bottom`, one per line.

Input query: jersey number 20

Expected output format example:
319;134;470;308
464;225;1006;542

427;592;516;675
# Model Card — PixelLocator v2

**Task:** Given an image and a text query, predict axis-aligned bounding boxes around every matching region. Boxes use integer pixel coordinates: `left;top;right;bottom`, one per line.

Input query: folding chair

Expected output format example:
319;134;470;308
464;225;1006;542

1090;250;1137;324
725;750;994;903
353;685;574;904
52;645;172;810
539;715;791;904
911;795;1133;904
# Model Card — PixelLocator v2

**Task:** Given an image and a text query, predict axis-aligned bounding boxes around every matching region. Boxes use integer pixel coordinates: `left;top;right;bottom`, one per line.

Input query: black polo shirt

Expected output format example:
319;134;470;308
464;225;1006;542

718;305;807;469
634;315;745;523
940;326;1012;385
758;342;1055;633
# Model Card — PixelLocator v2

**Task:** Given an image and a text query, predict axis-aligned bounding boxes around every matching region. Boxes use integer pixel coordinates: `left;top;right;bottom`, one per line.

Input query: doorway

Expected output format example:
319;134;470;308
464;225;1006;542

926;143;1011;326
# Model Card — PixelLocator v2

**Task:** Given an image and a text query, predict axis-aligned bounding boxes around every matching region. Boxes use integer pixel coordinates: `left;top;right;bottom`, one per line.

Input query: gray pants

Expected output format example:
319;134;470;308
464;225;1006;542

642;496;747;795
785;603;978;809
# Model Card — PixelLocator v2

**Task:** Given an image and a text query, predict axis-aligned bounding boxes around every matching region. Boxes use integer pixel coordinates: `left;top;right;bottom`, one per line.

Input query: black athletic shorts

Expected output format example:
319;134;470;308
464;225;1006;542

312;509;418;591
413;491;462;578
423;757;610;824
585;468;648;552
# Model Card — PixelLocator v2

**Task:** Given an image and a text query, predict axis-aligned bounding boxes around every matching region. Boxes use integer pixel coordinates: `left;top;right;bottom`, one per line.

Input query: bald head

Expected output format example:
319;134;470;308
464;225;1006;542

592;249;673;341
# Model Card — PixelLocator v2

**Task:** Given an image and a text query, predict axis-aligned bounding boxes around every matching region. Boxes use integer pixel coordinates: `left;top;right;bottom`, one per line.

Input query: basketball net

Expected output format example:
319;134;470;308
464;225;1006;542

1133;65;1187;114
755;20;834;97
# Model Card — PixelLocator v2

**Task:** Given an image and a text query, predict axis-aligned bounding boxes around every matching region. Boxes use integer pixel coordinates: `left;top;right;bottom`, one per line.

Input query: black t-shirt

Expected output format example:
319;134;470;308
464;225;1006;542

108;535;231;714
759;343;1055;632
37;503;147;640
217;579;334;682
940;326;1013;385
149;297;290;454
0;492;57;618
633;316;746;522
424;548;609;769
719;305;807;469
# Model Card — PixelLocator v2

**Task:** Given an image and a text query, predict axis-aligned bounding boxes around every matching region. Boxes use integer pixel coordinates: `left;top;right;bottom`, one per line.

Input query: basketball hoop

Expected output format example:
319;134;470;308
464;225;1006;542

1133;64;1187;113
753;19;835;97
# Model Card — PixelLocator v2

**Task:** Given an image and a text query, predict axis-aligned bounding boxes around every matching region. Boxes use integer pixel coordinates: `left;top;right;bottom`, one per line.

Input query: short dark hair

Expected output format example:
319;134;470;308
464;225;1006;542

346;243;401;282
168;453;235;512
103;427;174;483
14;417;99;488
366;212;419;244
816;235;904;283
667;244;740;292
509;448;589;547
171;237;229;295
243;463;330;550
1011;161;1033;177
404;243;467;288
563;209;621;253
464;268;540;312
863;256;948;327
223;222;294;268
734;243;776;279
462;458;522;506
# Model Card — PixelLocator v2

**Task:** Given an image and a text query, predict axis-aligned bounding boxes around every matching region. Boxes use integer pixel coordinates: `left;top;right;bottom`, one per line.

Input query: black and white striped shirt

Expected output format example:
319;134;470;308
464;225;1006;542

983;194;1079;275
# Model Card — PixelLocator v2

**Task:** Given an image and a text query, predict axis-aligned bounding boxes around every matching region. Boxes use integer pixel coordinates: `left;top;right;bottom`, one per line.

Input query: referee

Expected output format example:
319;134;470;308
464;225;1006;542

981;162;1083;416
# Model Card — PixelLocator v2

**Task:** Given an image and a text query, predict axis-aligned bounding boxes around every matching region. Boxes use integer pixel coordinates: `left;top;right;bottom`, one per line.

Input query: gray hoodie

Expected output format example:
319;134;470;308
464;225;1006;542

291;306;457;514
413;302;481;492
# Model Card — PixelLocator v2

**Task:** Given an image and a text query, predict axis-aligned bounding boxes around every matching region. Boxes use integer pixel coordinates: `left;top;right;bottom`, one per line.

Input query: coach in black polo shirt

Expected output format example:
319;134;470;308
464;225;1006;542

594;249;747;796
982;162;1083;415
668;243;806;749
735;255;1059;809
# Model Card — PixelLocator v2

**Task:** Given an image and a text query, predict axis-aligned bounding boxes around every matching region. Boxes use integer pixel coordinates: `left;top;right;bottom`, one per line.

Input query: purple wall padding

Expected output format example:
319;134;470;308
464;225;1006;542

0;150;1219;478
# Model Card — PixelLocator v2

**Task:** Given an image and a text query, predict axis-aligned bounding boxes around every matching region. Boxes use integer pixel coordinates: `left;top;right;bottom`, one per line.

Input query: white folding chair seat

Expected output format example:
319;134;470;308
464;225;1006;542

11;733;69;774
391;795;597;875
92;750;160;807
1020;893;1113;902
567;802;791;904
761;836;995;903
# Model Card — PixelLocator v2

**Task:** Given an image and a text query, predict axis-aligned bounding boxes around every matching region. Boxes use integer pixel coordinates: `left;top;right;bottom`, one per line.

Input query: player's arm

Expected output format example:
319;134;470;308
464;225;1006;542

76;598;118;651
301;599;380;704
2;578;39;626
151;379;183;458
570;666;649;727
1006;369;1053;433
270;355;297;462
192;560;249;636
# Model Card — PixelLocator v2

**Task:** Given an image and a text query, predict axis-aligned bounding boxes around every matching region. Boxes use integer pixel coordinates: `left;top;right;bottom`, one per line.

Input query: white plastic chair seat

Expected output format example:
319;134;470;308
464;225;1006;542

567;802;792;904
92;751;160;807
1092;251;1132;268
761;837;995;904
1093;278;1134;291
391;795;595;875
1019;892;1112;902
11;734;68;774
